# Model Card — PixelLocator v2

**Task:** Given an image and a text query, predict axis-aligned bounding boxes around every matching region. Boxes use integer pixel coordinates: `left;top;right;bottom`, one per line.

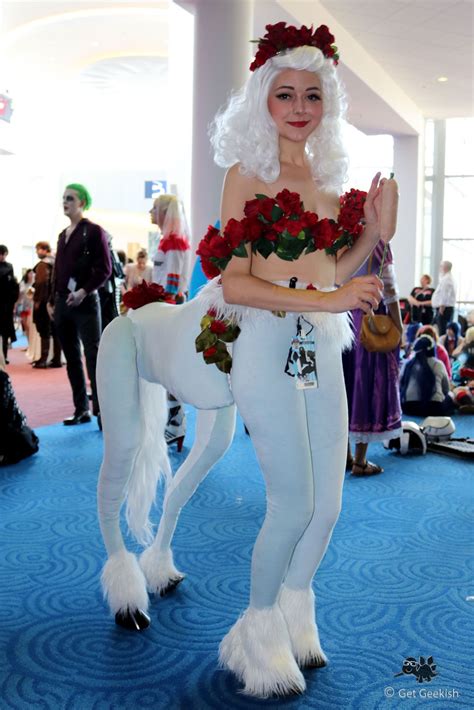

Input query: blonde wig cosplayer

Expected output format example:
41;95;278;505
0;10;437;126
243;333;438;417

210;46;348;193
155;194;191;240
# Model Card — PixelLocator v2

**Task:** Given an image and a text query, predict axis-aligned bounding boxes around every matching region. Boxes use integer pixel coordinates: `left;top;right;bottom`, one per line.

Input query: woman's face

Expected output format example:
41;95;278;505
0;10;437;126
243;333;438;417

447;327;455;339
267;69;323;143
420;275;430;288
137;256;147;269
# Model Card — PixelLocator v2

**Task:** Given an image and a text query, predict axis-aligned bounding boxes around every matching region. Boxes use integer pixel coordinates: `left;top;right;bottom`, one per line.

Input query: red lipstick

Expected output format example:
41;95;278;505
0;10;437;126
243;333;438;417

287;121;309;127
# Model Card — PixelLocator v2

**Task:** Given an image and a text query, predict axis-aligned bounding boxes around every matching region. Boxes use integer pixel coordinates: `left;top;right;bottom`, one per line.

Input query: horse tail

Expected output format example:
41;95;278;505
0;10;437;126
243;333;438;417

125;376;172;544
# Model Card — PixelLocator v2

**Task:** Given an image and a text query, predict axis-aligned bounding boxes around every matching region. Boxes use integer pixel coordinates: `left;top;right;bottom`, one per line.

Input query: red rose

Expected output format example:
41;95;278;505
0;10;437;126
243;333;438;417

286;219;305;237
302;211;319;228
210;319;228;335
314;24;335;50
265;229;279;242
200;259;221;280
244;217;264;242
259;197;277;222
244;197;262;220
276;188;303;215
224;218;246;250
208;233;233;260
207;308;217;318
203;346;218;358
123;281;168;310
273;217;289;234
313;218;337;250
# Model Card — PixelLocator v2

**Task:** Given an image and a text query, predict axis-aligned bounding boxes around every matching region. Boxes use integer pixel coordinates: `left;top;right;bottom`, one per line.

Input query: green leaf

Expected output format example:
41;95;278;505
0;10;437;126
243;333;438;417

220;325;241;342
271;205;284;221
275;247;294;261
257;239;275;259
214;257;231;270
195;330;217;352
216;353;233;374
200;314;213;329
297;230;306;240
254;193;269;200
305;241;316;255
232;243;248;258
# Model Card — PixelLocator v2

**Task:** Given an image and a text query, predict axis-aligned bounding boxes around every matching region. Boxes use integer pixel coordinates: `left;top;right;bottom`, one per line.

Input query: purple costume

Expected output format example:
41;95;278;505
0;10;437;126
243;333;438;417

342;240;402;443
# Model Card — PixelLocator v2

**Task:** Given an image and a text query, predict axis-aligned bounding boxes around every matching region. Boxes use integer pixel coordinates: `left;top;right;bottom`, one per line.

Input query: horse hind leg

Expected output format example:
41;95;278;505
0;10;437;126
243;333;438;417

140;404;237;595
97;315;156;630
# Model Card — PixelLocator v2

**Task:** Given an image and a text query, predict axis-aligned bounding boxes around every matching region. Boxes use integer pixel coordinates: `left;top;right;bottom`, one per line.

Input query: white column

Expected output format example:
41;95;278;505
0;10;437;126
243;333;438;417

430;120;446;286
392;135;423;298
174;0;253;248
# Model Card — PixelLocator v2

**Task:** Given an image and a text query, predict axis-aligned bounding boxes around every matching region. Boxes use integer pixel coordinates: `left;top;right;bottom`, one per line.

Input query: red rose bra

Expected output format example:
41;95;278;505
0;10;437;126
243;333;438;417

196;188;367;280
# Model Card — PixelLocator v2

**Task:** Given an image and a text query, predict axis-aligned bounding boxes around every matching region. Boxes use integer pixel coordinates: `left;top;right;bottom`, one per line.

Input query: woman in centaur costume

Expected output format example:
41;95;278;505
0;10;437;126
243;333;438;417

97;21;397;698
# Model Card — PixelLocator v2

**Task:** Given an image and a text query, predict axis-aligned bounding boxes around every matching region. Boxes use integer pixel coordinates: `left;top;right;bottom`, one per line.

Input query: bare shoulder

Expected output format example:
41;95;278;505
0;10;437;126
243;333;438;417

222;164;260;223
223;164;260;200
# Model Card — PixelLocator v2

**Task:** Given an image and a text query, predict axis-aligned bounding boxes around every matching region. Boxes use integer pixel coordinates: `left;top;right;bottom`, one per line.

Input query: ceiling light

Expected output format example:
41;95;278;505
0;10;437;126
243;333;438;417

437;76;448;82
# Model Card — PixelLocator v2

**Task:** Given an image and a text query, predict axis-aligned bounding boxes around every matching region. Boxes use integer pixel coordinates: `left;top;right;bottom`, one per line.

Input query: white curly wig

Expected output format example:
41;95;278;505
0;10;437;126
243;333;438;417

210;45;348;193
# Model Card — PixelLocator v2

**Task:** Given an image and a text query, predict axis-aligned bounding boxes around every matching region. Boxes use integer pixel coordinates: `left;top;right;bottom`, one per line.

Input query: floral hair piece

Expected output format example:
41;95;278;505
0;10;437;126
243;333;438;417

250;22;339;72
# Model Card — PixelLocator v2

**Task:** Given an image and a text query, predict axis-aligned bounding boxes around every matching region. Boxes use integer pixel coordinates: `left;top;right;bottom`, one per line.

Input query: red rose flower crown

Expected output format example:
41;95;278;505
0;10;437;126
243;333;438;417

250;22;339;72
196;188;367;280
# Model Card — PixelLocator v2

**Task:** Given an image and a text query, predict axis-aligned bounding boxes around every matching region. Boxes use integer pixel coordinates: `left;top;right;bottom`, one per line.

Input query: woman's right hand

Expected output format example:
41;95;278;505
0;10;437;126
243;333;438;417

323;275;383;314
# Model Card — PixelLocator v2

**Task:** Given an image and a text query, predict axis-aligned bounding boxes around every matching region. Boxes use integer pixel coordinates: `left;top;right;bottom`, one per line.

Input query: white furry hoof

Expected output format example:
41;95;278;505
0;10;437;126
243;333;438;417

219;605;306;698
139;547;185;596
279;585;328;668
101;550;149;615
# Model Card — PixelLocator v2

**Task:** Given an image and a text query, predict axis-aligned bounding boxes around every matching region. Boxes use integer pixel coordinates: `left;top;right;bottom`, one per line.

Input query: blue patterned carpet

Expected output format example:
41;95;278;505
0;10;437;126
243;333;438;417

1;410;473;710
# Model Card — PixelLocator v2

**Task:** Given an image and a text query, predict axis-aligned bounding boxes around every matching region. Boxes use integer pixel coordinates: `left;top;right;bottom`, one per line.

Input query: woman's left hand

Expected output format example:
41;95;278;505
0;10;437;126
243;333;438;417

364;172;399;242
363;172;384;227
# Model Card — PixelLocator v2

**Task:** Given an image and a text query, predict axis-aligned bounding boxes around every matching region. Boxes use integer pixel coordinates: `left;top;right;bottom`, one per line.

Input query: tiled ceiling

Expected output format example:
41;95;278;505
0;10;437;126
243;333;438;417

320;0;474;119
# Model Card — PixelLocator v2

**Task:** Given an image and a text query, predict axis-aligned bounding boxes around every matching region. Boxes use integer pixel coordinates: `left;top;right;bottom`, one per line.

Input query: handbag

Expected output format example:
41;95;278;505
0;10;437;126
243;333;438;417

360;252;401;353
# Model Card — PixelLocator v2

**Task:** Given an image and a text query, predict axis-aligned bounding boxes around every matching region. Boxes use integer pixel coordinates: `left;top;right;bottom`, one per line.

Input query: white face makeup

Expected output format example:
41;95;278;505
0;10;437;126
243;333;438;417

62;190;83;219
267;69;323;143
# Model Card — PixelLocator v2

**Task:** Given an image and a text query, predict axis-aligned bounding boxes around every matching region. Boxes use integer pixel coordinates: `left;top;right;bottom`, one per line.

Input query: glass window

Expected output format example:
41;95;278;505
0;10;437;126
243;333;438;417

445;118;474;176
343;122;393;188
443;177;474;240
442;240;474;304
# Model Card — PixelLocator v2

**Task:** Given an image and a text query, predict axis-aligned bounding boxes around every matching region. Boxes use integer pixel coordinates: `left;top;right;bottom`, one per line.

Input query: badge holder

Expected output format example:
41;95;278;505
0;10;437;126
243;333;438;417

284;278;318;389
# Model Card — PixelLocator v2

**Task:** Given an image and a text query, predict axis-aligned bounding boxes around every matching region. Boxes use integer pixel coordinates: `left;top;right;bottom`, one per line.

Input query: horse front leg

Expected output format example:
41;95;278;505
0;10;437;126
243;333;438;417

140;404;237;595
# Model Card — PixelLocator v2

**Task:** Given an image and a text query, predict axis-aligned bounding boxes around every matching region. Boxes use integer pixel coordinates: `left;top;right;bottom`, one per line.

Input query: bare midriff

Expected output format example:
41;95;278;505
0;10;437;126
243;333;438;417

250;249;337;288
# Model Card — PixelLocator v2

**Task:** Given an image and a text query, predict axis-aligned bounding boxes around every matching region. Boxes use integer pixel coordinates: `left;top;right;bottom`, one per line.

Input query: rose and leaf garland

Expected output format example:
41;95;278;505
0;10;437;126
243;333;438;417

194;187;366;372
196;188;366;280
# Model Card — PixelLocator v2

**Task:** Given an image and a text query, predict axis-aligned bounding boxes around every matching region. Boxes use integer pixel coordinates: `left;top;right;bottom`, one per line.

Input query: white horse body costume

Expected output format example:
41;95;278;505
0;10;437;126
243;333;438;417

97;277;352;697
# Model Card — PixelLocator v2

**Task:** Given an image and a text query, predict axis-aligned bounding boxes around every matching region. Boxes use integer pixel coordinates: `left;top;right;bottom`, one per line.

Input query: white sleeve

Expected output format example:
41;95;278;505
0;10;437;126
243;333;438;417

382;262;400;305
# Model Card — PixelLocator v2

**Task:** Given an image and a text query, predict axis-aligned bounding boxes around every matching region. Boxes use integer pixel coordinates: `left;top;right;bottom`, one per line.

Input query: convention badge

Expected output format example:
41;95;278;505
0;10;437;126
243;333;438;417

284;317;318;389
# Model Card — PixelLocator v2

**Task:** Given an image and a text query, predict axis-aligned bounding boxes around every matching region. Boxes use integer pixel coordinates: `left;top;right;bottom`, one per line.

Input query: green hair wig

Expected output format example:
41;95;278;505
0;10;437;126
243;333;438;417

66;183;92;210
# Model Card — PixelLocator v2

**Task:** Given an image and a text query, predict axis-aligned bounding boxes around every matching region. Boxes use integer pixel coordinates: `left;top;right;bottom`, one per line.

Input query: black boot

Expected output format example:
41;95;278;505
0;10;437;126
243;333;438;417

33;337;50;368
49;336;63;367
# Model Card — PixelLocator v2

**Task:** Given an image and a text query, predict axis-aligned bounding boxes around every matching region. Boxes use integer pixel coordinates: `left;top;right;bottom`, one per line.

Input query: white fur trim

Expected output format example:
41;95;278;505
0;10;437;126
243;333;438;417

219;605;305;698
125;379;172;545
101;550;149;615
279;586;328;668
139;546;184;594
197;277;353;351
